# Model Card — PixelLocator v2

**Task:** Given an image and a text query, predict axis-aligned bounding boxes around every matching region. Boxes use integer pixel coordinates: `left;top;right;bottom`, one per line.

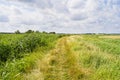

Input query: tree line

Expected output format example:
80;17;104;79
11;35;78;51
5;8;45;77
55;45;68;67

15;30;56;34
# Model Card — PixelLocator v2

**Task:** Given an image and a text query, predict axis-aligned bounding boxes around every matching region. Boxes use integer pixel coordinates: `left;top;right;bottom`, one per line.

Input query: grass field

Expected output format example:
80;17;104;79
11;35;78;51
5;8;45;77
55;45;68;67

99;35;120;39
0;34;120;80
0;33;63;79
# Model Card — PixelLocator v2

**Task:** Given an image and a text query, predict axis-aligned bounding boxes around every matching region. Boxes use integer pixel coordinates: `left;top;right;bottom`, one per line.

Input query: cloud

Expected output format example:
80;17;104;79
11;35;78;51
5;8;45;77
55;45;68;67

0;15;9;22
13;0;53;9
0;0;120;33
71;13;88;21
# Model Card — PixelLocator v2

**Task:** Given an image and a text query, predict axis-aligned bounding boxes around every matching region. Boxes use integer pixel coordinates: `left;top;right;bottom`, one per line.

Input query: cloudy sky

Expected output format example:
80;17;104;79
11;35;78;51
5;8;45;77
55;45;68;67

0;0;120;33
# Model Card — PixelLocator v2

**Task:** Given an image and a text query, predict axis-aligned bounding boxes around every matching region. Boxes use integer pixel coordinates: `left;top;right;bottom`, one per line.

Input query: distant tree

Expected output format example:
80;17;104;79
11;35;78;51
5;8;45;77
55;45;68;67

15;30;20;34
42;31;47;34
25;30;34;33
49;32;56;34
35;30;40;33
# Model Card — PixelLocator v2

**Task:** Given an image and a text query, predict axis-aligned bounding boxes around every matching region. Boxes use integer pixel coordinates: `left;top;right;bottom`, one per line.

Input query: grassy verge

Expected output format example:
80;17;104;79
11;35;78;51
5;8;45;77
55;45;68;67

74;35;120;80
0;33;62;80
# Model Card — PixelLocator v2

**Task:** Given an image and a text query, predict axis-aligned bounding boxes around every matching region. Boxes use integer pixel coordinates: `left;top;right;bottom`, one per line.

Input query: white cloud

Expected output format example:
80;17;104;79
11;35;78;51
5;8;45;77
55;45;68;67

0;0;120;33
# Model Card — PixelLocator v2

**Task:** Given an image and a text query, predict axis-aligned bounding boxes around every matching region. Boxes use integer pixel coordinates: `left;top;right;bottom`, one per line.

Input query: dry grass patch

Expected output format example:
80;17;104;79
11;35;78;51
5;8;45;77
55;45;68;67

99;35;120;39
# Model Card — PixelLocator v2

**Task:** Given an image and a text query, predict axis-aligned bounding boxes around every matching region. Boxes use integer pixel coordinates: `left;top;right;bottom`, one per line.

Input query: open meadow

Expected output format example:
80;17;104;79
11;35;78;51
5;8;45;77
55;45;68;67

0;34;120;80
1;0;120;80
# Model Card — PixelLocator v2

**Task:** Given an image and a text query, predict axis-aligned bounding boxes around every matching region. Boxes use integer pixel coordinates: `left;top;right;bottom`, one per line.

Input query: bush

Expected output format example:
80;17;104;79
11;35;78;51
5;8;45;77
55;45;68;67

0;43;11;62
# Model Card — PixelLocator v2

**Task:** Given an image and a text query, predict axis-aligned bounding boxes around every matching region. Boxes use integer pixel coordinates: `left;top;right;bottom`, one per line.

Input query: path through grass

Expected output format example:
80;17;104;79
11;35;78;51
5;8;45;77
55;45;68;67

23;35;120;80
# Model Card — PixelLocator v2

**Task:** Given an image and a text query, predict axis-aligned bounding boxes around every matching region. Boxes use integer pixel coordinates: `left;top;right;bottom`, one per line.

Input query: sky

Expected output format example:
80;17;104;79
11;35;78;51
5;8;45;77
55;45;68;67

0;0;120;33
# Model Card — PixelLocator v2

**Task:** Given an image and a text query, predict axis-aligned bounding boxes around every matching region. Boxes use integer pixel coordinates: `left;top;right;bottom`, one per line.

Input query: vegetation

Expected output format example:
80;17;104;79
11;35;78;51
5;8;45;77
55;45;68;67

22;35;120;80
25;30;34;33
0;33;63;79
0;33;60;62
15;30;21;34
0;34;120;80
76;35;120;80
49;32;56;34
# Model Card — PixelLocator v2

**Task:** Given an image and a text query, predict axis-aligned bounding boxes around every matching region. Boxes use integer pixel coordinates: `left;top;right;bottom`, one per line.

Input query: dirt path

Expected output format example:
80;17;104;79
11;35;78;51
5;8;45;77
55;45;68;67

23;35;120;80
23;36;87;80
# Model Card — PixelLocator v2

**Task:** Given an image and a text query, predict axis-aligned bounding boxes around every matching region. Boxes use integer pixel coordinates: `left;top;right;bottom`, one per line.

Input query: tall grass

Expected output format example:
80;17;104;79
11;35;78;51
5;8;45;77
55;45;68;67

22;35;120;80
74;35;120;80
83;35;120;55
0;33;60;62
0;33;62;79
0;34;120;80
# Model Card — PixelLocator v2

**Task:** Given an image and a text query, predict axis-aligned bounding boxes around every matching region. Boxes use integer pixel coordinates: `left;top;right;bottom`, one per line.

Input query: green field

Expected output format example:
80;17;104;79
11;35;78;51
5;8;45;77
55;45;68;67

0;34;120;80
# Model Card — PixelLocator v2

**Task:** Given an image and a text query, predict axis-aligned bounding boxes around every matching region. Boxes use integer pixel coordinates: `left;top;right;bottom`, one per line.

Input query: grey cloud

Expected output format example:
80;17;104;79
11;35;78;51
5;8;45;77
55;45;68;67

0;15;9;22
9;0;69;13
112;0;120;5
71;14;88;21
14;8;22;15
16;0;35;3
21;20;41;25
13;0;53;9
